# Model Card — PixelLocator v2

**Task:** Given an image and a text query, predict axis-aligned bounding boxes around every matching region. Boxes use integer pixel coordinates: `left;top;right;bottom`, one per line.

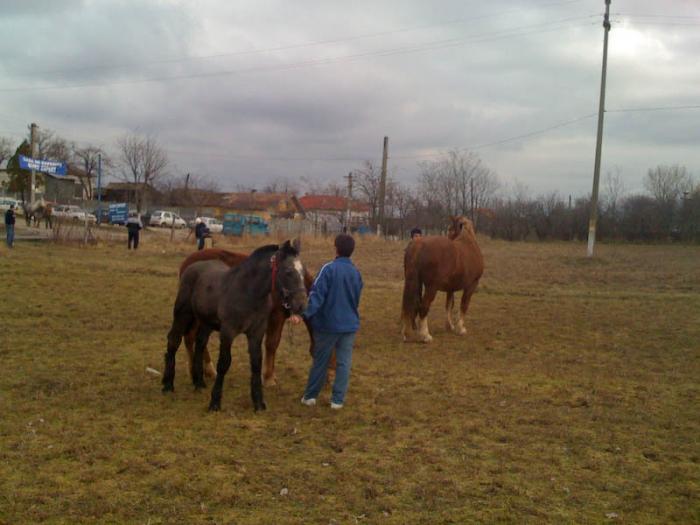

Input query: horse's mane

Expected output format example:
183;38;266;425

249;244;279;259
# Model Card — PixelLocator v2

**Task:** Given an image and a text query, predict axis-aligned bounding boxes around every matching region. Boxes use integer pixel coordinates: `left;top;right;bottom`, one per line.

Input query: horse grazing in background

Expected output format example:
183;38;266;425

163;240;308;412
26;198;52;228
401;216;484;343
178;248;323;386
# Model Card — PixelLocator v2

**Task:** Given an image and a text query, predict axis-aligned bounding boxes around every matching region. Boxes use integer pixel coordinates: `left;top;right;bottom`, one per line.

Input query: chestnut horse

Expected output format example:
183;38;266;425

179;248;334;385
401;216;483;342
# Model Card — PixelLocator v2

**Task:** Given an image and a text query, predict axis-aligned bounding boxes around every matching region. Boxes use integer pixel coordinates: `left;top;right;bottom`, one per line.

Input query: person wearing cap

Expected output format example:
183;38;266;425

410;227;422;240
4;204;16;248
194;218;209;251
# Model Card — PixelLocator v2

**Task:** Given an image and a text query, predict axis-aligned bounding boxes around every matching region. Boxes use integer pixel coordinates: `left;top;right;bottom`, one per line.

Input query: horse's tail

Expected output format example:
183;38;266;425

401;243;422;330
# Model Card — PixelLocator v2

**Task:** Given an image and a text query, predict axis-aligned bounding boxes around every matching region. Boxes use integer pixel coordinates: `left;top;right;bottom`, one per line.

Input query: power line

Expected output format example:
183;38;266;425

607;104;700;113
10;0;592;78
0;16;598;93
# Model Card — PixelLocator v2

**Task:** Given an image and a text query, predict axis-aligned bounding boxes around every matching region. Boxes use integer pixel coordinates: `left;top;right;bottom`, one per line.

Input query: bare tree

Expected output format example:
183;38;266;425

354;161;387;227
117;133;168;211
262;176;299;194
0;137;14;167
418;150;499;230
32;128;72;163
72;145;111;200
645;165;693;204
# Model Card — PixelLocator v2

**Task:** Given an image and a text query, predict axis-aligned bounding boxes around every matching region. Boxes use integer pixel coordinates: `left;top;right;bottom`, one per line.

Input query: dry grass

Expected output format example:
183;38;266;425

0;234;698;524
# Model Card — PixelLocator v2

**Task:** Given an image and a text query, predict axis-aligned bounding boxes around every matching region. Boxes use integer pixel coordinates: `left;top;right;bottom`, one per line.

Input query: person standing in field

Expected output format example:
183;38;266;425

5;204;16;248
296;233;363;410
126;212;142;250
194;218;209;251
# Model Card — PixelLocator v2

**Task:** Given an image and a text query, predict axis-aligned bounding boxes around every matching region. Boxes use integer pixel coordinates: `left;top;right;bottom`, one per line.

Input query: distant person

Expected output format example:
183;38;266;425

296;233;363;410
194;218;210;251
126;212;143;250
5;204;16;248
410;227;422;240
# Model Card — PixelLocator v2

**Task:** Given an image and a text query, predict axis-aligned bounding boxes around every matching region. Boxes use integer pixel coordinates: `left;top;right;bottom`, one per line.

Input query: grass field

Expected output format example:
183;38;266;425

1;232;699;524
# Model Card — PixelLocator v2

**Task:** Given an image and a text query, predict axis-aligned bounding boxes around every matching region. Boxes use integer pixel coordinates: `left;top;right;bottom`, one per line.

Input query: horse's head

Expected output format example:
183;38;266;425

274;238;308;315
447;215;476;240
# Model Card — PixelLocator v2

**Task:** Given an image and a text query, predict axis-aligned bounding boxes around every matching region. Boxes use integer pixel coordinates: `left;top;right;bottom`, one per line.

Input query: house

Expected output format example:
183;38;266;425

220;191;305;221
298;194;370;231
102;182;161;209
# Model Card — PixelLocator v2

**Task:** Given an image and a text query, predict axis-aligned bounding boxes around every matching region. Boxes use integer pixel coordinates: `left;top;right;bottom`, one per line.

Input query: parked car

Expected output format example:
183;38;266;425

52;204;97;223
0;197;24;215
93;207;111;224
149;210;186;228
195;217;223;233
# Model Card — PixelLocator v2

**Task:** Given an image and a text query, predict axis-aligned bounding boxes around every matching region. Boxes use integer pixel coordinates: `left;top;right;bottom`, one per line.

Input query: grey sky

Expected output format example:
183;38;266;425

1;0;698;196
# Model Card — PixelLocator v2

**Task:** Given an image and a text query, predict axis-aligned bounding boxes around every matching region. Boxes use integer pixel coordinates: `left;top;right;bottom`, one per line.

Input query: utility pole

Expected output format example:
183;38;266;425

587;0;611;257
97;153;102;225
30;122;37;205
345;171;353;232
377;136;389;236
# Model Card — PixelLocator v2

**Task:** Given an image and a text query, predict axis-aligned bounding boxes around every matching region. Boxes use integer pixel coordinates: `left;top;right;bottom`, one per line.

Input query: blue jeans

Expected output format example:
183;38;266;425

5;224;14;248
303;331;356;405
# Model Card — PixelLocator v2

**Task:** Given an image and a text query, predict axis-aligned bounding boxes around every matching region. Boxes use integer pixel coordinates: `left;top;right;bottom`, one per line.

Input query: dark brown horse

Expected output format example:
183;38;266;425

163;241;308;411
401;216;484;342
179;247;314;386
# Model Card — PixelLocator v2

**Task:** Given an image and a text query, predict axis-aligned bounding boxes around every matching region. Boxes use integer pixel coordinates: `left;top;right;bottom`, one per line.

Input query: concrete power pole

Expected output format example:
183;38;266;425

345;171;353;232
377;136;389;236
587;0;612;257
30;122;37;204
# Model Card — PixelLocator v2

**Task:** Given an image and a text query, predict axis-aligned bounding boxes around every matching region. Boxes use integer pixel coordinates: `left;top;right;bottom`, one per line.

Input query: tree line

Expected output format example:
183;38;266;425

1;128;698;242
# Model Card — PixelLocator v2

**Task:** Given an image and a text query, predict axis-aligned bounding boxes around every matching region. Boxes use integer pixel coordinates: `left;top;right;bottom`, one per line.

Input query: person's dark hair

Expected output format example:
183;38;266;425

410;227;422;237
335;233;355;257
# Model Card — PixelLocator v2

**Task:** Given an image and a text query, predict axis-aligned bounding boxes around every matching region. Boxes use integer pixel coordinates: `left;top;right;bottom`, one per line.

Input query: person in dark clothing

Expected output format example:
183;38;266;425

296;233;363;410
5;205;16;248
194;218;210;251
410;227;422;240
126;212;142;250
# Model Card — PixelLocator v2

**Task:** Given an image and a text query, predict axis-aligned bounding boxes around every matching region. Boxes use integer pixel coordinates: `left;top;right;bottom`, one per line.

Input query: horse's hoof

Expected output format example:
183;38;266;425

193;381;207;391
204;366;217;380
162;383;174;393
420;334;433;343
263;375;277;387
208;402;221;412
254;401;267;412
457;328;467;336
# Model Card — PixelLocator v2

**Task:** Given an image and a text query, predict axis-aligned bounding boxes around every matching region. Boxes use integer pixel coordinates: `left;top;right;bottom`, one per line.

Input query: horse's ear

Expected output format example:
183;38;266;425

292;237;301;254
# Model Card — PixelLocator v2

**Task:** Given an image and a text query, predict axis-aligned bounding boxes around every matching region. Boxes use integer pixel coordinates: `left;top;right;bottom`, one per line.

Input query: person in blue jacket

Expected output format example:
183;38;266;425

194;218;210;250
298;233;363;410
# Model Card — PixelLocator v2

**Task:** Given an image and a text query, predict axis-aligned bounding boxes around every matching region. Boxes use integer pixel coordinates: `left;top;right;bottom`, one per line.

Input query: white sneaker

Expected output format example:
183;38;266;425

330;402;343;410
300;397;316;406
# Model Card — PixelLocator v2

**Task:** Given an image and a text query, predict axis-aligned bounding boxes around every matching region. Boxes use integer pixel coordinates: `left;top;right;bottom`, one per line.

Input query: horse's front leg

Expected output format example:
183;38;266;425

416;285;438;343
248;326;267;412
263;308;285;387
457;281;479;336
209;329;235;411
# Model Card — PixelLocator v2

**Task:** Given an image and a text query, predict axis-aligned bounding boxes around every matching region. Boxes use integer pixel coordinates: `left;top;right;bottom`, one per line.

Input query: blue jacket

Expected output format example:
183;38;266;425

303;257;363;333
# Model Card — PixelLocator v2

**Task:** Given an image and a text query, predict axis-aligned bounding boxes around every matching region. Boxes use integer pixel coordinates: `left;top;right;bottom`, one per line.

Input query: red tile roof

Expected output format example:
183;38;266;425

299;194;370;213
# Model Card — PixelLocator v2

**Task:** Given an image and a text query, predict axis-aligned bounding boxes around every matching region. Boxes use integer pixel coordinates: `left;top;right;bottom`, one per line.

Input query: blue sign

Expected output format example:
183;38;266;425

108;203;128;225
19;155;68;176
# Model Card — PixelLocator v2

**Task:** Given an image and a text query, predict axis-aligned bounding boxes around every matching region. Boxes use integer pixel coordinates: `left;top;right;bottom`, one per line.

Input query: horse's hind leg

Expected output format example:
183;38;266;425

416;285;438;343
263;308;285;387
162;309;194;392
192;325;212;390
186;322;217;381
457;281;479;336
445;292;456;332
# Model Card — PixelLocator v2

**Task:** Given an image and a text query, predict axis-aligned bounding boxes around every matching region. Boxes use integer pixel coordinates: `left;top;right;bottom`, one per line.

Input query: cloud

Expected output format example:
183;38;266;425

0;0;698;195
